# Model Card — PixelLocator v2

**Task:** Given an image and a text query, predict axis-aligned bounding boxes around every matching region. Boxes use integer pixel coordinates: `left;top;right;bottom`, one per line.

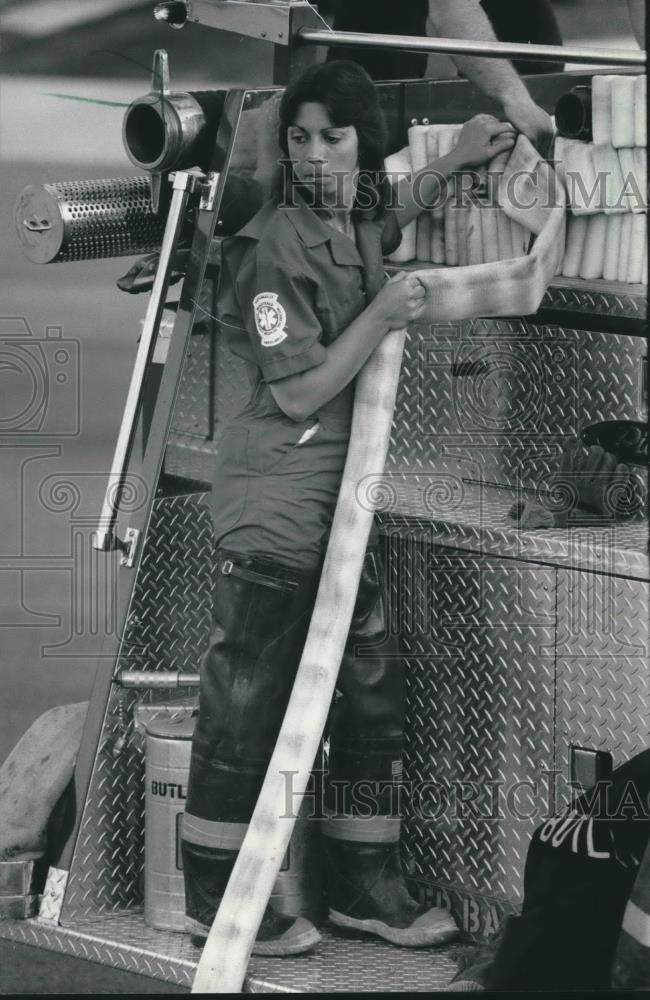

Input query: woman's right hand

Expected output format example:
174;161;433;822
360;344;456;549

372;272;427;331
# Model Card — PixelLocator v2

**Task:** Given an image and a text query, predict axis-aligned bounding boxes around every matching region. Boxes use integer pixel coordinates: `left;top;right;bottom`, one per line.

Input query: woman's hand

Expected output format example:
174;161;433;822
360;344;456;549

372;272;427;331
453;114;516;169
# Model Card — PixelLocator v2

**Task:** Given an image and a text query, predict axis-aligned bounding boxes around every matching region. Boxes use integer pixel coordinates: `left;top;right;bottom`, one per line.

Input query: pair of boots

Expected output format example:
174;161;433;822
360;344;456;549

182;546;458;955
182;833;458;955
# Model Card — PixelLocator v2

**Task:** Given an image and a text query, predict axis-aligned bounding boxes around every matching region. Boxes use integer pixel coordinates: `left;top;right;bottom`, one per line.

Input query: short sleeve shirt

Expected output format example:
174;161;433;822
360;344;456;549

211;192;401;570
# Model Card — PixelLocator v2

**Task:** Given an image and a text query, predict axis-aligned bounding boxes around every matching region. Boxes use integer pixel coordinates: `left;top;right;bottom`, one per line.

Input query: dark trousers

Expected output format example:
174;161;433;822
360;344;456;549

182;544;404;923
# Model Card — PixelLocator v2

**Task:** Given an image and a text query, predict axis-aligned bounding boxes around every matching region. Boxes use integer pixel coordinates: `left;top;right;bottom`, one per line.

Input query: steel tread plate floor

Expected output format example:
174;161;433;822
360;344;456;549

0;911;463;992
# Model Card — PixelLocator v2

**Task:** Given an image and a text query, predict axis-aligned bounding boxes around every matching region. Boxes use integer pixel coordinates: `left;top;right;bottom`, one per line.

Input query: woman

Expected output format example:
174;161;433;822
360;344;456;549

181;60;515;955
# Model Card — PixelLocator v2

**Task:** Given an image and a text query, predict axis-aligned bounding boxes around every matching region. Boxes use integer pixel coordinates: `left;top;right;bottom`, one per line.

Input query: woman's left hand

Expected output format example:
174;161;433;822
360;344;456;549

453;114;516;169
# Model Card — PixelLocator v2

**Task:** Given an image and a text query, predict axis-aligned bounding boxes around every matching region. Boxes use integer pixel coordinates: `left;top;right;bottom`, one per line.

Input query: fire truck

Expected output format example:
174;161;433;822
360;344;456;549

1;1;647;991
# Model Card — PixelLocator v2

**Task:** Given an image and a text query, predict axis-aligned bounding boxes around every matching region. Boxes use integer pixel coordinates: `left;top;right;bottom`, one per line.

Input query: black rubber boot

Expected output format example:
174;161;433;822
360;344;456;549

325;838;459;947
181;549;323;956
183;843;320;956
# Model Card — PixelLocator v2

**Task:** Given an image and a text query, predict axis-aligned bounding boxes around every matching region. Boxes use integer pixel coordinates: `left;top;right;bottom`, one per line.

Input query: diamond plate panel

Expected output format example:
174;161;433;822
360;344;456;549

386;320;645;494
61;494;214;920
541;279;646;321
0;913;196;989
124;494;214;674
38;867;68;924
383;533;556;904
0;912;464;992
554;571;649;808
171;331;213;440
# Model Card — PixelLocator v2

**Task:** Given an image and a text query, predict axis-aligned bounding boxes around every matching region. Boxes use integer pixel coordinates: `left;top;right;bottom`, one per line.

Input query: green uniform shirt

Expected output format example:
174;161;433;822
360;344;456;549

212;192;402;570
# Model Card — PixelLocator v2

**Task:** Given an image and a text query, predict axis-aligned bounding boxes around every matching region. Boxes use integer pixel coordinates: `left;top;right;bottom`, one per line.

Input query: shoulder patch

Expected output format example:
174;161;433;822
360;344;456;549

253;292;288;347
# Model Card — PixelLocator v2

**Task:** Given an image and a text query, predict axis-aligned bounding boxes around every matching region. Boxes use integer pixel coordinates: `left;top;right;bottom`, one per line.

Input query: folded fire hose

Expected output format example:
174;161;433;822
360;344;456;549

388;133;566;316
193;135;565;992
0;703;88;865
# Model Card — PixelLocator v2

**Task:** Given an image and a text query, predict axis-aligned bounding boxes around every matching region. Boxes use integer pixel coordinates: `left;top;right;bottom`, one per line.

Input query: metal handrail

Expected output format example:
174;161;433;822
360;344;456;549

93;170;196;554
298;29;646;68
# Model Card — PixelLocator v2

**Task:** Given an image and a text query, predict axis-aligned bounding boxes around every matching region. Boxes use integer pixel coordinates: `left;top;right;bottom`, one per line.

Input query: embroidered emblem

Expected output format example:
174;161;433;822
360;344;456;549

253;292;288;346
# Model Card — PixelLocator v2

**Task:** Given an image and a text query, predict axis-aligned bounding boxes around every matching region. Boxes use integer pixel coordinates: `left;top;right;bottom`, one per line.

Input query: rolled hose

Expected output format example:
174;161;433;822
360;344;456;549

191;327;407;993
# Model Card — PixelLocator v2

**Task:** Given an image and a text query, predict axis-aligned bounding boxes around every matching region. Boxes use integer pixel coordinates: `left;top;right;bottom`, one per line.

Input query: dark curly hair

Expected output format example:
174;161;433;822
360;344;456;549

278;60;391;214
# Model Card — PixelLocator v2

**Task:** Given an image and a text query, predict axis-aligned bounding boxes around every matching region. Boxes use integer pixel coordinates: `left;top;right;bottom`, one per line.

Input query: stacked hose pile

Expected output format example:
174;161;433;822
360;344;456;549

384;133;566;322
555;74;647;285
386;123;532;267
388;83;646;287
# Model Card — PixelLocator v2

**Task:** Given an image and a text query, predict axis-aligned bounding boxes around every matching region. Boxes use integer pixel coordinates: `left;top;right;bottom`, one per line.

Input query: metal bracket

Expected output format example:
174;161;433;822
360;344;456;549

187;0;294;43
199;171;220;211
92;526;141;567
119;527;141;568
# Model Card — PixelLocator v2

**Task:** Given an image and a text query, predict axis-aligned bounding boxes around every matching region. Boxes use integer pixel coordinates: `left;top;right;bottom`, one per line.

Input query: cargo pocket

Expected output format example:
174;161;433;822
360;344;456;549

210;426;250;536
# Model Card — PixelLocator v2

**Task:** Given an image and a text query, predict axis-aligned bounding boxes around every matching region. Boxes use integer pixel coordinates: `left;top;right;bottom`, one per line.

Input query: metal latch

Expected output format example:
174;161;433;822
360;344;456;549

119;527;141;567
199;171;220;212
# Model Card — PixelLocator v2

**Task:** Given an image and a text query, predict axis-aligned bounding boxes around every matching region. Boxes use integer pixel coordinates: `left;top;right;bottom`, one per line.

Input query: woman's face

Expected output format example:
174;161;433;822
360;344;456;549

287;102;360;209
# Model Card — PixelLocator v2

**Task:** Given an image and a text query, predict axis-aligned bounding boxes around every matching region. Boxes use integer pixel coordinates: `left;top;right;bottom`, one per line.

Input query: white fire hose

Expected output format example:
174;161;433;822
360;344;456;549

192;326;408;993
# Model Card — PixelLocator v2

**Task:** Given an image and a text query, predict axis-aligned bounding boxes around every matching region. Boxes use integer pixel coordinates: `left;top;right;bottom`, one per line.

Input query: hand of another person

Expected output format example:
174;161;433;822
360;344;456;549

501;93;554;155
373;272;427;330
454;114;516;168
116;249;188;294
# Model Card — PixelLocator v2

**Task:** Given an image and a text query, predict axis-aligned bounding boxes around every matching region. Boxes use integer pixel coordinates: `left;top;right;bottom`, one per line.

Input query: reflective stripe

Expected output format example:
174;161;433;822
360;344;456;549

181;813;247;850
622;900;650;947
322;811;401;843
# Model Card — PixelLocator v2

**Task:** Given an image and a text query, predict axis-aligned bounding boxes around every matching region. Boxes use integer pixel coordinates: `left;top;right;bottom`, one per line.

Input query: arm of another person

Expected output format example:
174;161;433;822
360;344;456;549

269;273;425;421
426;0;554;149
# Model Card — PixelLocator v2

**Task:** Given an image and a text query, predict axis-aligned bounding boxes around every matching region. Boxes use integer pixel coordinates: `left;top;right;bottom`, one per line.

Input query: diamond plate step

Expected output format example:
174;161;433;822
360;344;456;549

0;911;466;992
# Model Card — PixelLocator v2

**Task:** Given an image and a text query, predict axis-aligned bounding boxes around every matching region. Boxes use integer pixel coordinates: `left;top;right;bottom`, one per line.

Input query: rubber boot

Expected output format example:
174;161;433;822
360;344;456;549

181;549;323;956
324;543;459;947
324;836;458;947
182;843;320;956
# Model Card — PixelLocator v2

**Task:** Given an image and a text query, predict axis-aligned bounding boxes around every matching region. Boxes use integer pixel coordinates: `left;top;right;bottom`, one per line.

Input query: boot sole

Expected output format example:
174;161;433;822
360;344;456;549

329;909;459;948
187;920;322;957
251;925;321;956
